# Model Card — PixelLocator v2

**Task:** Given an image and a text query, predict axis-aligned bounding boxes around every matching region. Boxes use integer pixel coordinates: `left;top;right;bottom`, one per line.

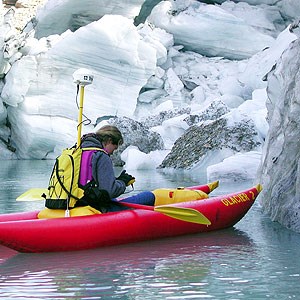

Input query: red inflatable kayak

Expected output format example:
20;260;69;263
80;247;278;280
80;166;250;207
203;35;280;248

0;182;262;253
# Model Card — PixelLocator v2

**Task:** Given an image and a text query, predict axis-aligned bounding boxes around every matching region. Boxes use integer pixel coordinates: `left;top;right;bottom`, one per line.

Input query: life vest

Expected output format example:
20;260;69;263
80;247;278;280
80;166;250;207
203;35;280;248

45;146;105;209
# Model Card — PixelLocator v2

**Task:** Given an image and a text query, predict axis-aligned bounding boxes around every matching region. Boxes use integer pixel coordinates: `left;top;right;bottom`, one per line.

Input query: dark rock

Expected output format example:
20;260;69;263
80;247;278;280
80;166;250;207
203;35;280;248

159;117;261;169
105;116;165;166
141;107;191;128
184;99;230;126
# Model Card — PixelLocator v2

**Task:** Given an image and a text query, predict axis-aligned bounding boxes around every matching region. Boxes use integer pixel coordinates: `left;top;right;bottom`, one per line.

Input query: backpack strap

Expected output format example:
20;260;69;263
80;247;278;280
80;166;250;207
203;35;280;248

55;153;79;201
79;147;108;188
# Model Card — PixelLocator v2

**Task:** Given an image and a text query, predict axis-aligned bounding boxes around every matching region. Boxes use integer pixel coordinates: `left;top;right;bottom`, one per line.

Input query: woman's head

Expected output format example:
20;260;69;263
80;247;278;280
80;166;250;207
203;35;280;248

95;125;123;154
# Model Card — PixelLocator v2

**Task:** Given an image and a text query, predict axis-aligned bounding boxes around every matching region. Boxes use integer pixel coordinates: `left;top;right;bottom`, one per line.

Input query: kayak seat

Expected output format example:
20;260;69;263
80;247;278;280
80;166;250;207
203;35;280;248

153;188;208;206
37;205;101;219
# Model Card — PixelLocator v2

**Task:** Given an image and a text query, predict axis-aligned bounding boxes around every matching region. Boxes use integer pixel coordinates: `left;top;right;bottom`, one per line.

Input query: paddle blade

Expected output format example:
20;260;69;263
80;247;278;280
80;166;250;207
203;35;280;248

154;206;211;225
208;180;219;192
16;188;48;201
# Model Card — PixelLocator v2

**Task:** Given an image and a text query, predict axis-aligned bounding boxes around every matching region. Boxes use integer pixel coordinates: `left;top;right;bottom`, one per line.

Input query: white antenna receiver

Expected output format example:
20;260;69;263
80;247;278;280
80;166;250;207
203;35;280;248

73;68;94;86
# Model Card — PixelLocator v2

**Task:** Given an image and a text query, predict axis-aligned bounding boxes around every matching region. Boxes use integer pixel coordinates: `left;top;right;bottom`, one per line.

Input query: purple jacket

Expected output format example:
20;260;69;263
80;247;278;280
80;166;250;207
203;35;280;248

80;135;126;198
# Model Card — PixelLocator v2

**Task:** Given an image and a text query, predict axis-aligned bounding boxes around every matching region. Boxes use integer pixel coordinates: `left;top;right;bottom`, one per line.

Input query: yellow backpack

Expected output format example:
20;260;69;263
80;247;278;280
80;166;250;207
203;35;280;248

46;147;103;209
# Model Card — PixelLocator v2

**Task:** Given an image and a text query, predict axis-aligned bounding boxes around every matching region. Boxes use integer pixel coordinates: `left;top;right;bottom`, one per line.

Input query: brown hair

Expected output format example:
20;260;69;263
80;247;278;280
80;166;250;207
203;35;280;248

95;125;124;146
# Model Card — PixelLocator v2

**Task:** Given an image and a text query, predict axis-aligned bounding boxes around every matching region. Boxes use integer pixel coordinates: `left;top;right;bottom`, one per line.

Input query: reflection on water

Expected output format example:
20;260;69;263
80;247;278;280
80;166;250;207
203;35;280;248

0;160;299;299
0;229;255;299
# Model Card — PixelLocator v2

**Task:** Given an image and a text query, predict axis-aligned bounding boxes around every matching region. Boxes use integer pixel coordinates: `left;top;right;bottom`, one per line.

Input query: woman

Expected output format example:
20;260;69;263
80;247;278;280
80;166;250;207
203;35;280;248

81;125;134;196
78;125;137;211
80;125;156;213
42;125;155;218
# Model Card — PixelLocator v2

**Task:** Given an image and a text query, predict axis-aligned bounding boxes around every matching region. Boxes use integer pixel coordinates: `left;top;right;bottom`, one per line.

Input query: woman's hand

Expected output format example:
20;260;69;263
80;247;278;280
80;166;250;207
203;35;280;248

117;170;135;186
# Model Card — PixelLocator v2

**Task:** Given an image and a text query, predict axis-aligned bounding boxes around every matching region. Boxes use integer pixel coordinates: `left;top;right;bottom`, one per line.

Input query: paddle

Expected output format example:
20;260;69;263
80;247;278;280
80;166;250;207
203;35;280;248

116;201;211;225
16;180;219;202
16;188;49;201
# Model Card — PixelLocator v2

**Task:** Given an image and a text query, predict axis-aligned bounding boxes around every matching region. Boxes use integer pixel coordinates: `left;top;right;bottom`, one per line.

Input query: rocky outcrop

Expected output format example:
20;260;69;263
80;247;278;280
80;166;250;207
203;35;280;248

2;0;48;31
104;116;165;166
159;117;261;169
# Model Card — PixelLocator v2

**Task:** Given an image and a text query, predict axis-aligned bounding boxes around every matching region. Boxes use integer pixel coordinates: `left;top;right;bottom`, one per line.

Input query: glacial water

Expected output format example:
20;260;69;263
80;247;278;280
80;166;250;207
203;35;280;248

0;160;299;299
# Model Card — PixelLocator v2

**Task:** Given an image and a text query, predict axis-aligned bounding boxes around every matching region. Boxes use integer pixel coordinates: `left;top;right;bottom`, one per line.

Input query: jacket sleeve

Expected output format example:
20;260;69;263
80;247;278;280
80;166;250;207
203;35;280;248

92;151;126;198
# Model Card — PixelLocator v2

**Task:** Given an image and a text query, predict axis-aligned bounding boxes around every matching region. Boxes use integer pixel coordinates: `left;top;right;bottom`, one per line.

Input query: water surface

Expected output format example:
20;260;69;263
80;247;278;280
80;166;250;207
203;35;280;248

0;160;299;299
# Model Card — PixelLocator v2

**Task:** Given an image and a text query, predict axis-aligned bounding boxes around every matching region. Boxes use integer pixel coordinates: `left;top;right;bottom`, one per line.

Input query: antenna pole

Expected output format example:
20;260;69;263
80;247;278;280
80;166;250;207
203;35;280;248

77;85;85;147
72;68;94;148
